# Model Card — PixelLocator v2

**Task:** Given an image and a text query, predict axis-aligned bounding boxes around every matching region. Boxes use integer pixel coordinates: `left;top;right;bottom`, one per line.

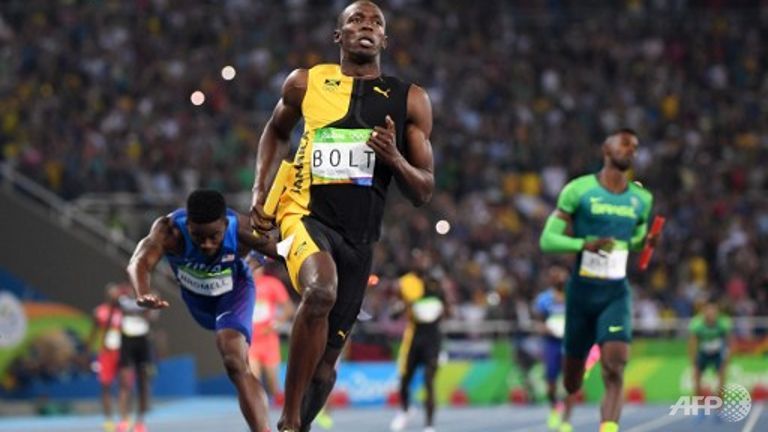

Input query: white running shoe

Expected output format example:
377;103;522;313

390;410;410;431
424;427;436;432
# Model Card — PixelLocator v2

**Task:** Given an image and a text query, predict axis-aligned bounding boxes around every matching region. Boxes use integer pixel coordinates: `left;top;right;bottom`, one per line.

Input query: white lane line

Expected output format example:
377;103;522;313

742;403;764;432
623;413;687;432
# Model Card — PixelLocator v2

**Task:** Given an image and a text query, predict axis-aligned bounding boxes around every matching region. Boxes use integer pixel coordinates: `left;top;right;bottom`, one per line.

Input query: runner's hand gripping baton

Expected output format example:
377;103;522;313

253;161;292;237
263;161;293;217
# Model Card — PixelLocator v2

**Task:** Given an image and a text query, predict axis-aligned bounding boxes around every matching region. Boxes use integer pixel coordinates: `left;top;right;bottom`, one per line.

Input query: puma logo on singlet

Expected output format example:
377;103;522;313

293;240;308;257
323;79;341;91
373;86;390;98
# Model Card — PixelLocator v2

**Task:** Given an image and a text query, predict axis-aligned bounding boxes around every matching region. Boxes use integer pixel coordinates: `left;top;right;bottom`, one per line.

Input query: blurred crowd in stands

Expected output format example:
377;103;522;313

2;0;768;335
4;327;89;391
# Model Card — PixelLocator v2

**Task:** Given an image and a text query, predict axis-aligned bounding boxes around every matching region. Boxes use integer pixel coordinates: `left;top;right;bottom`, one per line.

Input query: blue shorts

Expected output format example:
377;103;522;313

696;351;725;372
543;337;563;382
181;276;255;344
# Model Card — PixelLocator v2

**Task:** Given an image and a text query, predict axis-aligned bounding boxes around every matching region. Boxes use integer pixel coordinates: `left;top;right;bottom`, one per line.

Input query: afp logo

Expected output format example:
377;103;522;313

668;384;752;422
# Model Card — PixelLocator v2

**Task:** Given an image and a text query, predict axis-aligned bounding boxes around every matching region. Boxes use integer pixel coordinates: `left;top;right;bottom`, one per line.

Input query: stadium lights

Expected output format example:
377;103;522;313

190;90;205;106
435;219;451;235
221;65;237;81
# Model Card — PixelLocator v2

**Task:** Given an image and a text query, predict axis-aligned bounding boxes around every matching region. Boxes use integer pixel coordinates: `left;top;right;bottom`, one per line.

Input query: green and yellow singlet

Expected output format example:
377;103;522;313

558;174;654;283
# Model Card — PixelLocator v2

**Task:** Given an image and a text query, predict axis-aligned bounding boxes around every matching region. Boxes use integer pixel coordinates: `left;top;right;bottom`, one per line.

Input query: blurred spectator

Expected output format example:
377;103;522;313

115;285;158;432
2;1;767;332
7;328;86;390
84;283;125;432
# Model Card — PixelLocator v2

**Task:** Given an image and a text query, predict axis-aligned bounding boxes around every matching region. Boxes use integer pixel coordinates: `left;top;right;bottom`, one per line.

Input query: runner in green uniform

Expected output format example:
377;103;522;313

689;299;732;399
539;129;657;432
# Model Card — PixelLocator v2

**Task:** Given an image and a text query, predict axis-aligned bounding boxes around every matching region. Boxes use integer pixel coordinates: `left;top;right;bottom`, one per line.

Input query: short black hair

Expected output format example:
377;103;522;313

705;295;721;305
187;189;226;224
336;1;382;29
612;128;638;137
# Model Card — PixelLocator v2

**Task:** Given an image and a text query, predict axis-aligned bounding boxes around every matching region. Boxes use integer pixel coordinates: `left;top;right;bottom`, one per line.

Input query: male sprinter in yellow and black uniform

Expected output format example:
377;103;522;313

390;258;449;432
250;2;434;431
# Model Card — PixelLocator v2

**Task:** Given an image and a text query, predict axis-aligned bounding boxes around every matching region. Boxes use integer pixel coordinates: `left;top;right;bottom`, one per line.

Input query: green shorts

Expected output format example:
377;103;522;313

564;276;632;359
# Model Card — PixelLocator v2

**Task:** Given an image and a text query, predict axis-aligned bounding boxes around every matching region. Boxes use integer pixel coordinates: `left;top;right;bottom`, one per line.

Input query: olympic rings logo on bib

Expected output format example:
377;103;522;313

311;127;376;187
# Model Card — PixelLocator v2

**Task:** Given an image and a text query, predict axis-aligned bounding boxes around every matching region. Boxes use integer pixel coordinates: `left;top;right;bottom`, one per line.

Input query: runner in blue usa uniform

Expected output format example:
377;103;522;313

127;189;277;432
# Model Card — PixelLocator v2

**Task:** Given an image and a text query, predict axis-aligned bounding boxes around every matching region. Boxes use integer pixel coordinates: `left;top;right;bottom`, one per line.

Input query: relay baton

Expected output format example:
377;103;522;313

637;215;665;271
263;160;293;217
252;160;292;237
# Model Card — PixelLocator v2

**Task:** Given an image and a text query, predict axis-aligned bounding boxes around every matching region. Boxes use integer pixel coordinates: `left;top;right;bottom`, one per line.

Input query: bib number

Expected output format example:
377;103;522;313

545;314;566;339
412;297;444;324
122;315;150;337
252;301;271;324
104;329;121;350
177;267;234;296
701;339;724;354
579;250;628;280
311;128;375;186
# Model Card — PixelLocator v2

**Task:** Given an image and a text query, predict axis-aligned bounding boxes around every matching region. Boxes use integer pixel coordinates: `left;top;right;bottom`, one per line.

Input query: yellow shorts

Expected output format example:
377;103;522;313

278;213;322;293
276;214;373;349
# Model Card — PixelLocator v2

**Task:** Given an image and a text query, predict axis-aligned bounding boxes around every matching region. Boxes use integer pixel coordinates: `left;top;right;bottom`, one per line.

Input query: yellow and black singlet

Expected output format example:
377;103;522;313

276;64;411;244
397;272;445;374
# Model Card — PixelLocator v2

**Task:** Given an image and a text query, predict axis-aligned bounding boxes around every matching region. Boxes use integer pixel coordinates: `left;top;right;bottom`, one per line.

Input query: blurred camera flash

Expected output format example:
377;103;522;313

221;65;236;80
435;219;451;235
190;90;205;106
